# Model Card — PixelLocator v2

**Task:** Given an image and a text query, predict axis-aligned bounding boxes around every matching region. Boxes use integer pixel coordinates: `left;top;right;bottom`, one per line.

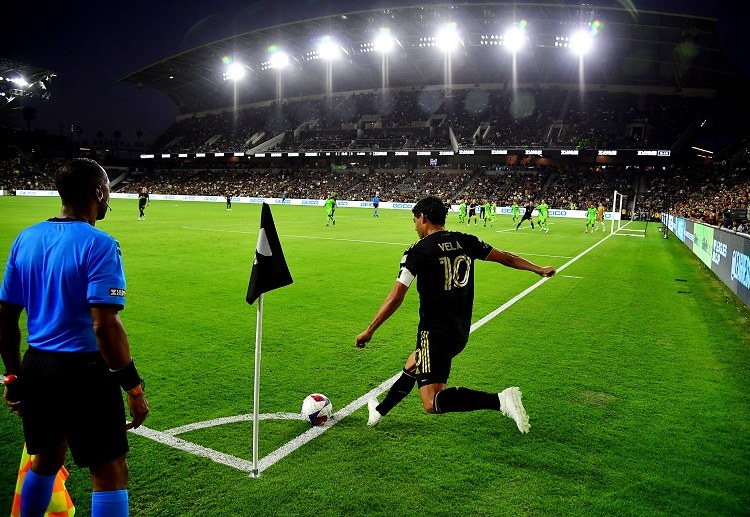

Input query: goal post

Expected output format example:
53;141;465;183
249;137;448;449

612;190;646;237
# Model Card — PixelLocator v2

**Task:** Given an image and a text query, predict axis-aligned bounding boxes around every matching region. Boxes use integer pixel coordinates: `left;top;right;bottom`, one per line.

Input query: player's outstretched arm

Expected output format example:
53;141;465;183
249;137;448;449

485;248;556;277
356;281;409;348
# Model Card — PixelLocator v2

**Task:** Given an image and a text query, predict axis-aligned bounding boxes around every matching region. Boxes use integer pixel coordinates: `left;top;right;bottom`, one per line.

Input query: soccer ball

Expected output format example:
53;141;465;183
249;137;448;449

301;393;332;426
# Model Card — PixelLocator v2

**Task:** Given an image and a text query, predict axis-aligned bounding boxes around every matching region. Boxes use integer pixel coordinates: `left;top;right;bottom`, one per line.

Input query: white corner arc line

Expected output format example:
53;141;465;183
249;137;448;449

257;373;400;472
164;412;301;436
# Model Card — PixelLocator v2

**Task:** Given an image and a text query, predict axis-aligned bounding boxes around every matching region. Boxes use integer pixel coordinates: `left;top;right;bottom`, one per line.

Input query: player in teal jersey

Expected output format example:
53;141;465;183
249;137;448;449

483;200;493;227
585;203;597;233
458;200;467;224
325;195;336;226
536;200;550;233
511;201;520;223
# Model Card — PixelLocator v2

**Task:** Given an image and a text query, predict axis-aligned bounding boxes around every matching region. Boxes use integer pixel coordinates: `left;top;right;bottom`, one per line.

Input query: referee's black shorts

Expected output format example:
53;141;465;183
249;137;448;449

19;347;129;467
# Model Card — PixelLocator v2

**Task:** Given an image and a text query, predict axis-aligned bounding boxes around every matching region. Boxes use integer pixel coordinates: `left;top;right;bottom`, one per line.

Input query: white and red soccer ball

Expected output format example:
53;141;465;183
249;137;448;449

301;393;332;426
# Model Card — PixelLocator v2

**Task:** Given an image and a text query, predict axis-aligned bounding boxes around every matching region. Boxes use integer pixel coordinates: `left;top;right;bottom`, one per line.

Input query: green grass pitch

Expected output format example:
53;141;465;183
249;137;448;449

1;197;749;515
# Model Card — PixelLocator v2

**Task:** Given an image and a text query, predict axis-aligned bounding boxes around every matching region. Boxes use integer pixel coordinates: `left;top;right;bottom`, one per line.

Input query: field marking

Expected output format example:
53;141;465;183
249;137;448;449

163;412;301;436
131;375;399;475
136;229;615;475
471;232;613;331
560;275;583;279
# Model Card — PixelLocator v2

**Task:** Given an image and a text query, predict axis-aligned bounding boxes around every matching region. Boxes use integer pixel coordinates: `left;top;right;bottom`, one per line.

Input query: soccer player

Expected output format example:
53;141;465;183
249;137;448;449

596;202;606;232
325;194;336;226
137;187;149;220
536;199;550;233
356;196;555;432
516;201;535;230
458;200;467;224
490;201;497;226
0;158;149;517
483;200;492;227
467;200;477;226
372;193;380;217
511;200;520;223
585;203;597;233
226;193;232;211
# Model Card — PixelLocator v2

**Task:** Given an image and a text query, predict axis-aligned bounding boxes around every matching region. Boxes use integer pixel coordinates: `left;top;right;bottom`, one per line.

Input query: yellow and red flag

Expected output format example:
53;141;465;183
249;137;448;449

11;443;75;517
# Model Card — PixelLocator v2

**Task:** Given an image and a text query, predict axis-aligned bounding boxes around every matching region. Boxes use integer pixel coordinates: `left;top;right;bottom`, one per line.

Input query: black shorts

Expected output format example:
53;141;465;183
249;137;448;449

468;208;476;217
413;330;467;388
19;348;129;467
139;200;147;208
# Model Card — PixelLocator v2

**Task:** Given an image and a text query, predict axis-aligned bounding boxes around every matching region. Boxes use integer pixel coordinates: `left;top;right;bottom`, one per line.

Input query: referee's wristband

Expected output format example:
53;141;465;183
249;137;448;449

110;360;142;393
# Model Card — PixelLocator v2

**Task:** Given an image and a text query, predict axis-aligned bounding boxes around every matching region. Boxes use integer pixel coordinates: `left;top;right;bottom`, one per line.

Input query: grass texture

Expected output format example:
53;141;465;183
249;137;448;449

0;197;748;516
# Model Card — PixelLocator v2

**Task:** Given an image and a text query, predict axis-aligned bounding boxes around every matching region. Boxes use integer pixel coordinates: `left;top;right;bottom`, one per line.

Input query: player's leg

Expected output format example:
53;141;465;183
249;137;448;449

89;457;129;517
368;352;417;426
413;336;530;433
70;354;131;517
21;443;67;517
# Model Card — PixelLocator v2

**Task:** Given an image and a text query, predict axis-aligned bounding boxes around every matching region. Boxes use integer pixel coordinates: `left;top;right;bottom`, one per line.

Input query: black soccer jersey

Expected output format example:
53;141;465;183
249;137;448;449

397;231;492;343
138;192;149;206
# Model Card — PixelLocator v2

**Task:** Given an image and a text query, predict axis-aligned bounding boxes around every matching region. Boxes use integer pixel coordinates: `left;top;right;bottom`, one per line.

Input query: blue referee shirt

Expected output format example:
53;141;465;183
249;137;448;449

0;218;126;353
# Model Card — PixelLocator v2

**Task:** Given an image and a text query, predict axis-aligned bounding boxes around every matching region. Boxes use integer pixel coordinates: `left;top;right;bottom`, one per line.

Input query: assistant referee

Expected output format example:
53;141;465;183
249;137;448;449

0;158;149;516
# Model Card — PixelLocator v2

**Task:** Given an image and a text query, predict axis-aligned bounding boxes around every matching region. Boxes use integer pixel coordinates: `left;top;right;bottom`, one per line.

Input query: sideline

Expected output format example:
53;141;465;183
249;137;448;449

133;231;615;474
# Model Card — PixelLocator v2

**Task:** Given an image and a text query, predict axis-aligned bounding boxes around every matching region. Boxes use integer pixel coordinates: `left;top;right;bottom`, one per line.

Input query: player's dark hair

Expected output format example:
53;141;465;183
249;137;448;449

56;158;106;205
412;196;448;225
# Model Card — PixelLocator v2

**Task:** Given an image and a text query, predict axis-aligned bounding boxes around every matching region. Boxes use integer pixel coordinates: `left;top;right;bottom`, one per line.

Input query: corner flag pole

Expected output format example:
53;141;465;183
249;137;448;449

245;202;293;478
251;293;263;478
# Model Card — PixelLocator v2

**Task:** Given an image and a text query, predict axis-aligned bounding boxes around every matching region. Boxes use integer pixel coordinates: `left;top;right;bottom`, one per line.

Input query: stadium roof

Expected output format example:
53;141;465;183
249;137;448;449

120;2;739;115
0;58;56;110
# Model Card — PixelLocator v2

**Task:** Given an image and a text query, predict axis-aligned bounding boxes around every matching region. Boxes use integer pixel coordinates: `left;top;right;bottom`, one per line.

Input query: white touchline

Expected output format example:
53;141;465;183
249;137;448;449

133;232;613;474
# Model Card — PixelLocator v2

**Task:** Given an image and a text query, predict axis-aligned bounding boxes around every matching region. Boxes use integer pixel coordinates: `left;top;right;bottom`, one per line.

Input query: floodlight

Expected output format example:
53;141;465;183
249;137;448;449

10;77;28;87
374;28;395;53
503;26;526;52
317;36;340;60
569;29;593;55
436;23;461;52
269;51;290;69
225;62;246;81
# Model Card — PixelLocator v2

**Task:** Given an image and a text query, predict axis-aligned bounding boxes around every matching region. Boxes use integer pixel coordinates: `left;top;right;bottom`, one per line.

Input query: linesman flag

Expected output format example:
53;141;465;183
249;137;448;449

246;203;293;304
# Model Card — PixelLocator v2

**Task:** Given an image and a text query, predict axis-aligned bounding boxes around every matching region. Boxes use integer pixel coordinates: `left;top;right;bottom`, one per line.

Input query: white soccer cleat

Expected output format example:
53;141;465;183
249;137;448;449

367;397;382;427
499;387;530;433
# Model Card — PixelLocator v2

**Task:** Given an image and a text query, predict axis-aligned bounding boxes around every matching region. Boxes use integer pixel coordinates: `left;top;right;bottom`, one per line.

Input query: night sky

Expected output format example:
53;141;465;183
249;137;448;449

2;0;747;145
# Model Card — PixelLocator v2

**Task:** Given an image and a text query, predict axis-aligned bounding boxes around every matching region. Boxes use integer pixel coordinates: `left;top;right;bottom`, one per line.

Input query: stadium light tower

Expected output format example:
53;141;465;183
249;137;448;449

569;29;594;55
317;36;341;60
373;27;396;53
268;47;289;69
503;22;527;53
436;22;462;53
222;56;247;81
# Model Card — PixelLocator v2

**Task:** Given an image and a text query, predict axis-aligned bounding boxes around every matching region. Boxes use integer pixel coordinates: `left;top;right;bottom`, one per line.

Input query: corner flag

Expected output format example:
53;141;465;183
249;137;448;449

246;203;293;305
245;203;292;478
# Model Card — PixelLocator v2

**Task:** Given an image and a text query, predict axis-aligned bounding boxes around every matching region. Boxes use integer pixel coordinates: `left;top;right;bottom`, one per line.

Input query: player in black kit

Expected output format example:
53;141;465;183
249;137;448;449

516;201;535;230
137;188;149;220
356;196;555;433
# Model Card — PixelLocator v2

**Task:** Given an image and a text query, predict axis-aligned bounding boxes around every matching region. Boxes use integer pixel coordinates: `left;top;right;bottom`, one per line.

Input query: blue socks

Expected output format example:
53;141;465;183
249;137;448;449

92;489;129;517
20;469;56;517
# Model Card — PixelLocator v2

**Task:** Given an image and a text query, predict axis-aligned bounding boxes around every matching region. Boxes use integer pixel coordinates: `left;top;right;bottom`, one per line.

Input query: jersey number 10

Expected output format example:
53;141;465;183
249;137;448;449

438;255;472;291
